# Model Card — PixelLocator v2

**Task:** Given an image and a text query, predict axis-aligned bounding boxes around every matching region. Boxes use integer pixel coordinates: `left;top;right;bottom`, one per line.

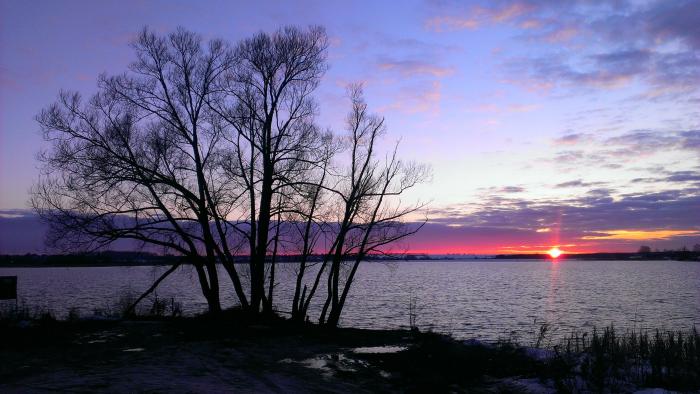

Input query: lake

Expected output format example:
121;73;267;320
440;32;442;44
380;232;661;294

1;259;698;342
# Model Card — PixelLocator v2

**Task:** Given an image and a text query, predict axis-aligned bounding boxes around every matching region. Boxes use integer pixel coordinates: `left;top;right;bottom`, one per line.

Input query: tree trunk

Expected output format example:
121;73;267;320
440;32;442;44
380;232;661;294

251;160;273;313
264;213;280;315
193;262;221;314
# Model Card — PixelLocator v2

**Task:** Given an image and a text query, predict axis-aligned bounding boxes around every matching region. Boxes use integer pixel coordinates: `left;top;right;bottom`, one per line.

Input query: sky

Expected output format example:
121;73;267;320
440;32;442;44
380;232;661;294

0;0;699;254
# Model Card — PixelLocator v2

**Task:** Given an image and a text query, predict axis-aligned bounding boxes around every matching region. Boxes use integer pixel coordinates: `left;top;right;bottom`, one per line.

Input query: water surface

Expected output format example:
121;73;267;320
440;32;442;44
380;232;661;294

2;259;698;342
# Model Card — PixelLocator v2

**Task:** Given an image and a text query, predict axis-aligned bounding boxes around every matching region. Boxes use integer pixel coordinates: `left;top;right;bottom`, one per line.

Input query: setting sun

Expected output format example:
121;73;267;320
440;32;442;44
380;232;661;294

548;247;562;259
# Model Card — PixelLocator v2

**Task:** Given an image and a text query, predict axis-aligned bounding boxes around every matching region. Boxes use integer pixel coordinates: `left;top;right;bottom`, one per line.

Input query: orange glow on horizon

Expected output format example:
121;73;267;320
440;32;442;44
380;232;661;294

582;229;699;241
399;245;585;255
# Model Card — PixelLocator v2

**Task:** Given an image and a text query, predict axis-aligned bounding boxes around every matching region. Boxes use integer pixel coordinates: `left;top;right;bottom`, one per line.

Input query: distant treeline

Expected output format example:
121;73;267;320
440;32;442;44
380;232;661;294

0;251;438;267
0;252;176;267
2;251;697;267
494;251;700;261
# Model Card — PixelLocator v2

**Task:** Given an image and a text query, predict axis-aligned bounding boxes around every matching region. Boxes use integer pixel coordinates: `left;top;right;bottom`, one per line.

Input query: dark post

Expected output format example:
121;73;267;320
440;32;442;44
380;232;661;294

0;276;18;300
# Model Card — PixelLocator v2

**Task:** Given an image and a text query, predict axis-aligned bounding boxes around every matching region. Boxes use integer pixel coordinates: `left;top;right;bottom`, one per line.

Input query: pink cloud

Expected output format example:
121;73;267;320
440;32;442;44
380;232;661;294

490;2;533;22
519;19;543;29
426;2;535;32
552;133;592;146
378;60;455;77
425;16;480;32
380;81;442;115
468;103;540;113
507;103;540;113
543;26;579;43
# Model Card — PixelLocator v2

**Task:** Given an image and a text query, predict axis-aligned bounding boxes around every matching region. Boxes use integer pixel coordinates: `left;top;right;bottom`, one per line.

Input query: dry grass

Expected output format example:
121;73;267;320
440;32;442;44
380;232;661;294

547;325;700;391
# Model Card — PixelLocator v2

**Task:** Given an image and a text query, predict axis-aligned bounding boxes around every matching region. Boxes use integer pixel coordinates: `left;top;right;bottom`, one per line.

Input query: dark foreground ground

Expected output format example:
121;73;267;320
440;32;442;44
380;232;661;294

2;314;698;393
0;314;556;393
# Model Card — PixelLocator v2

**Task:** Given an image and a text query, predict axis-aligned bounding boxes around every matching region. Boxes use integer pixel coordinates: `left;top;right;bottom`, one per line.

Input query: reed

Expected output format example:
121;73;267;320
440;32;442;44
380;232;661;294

549;325;700;391
0;301;55;324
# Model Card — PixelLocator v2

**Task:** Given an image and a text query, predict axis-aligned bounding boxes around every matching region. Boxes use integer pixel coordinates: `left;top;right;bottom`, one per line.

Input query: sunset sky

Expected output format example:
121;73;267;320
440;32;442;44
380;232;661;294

1;0;699;254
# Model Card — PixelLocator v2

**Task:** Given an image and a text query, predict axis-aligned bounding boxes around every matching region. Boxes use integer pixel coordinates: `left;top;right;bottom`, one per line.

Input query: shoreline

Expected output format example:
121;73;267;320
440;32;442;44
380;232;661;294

1;251;698;268
0;315;533;393
2;313;698;392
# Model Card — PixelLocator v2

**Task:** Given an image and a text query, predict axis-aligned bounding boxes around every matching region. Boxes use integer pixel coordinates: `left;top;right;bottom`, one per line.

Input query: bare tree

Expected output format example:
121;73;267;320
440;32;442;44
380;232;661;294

33;26;428;323
300;85;429;327
212;26;329;314
288;137;337;322
32;28;248;313
34;26;332;316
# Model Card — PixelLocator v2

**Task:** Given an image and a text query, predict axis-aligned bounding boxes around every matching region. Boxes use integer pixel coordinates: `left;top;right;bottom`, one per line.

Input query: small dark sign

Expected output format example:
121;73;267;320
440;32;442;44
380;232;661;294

0;276;17;300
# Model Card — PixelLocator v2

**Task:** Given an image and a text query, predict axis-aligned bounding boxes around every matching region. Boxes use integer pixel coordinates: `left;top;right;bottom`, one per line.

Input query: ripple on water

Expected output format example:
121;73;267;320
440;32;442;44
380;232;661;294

1;260;699;341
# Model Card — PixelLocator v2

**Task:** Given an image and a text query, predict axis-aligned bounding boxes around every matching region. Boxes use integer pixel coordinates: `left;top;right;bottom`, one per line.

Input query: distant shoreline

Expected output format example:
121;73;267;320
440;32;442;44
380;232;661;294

494;251;700;261
0;250;698;267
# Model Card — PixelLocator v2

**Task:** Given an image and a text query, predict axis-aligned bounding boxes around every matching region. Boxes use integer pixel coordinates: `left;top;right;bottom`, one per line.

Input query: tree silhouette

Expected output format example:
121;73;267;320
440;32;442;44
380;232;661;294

33;26;428;321
33;28;242;313
638;245;652;254
210;25;330;313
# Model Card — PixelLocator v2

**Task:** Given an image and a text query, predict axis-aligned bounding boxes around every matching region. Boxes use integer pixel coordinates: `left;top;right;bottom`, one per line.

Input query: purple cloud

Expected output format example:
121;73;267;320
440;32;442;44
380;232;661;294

426;184;700;251
378;58;455;77
429;1;700;96
499;186;526;193
555;180;605;188
604;130;700;156
553;133;592;145
632;171;700;185
546;129;700;172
